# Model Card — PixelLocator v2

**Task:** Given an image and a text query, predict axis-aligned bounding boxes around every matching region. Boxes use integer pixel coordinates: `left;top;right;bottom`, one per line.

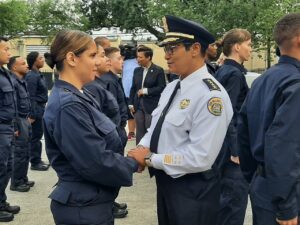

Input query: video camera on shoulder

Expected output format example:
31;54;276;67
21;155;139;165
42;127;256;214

119;43;137;60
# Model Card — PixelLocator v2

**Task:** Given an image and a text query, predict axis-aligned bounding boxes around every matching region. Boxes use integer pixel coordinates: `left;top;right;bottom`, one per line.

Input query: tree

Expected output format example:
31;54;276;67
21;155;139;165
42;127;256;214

28;0;89;38
0;0;30;37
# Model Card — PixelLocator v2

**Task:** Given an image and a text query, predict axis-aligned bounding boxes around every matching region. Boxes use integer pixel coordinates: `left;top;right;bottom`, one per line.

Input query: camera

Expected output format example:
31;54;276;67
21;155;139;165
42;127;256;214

119;43;137;60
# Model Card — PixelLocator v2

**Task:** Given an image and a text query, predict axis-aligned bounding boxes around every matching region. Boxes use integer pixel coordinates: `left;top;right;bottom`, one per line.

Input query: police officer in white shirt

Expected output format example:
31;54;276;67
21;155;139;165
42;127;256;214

128;15;233;225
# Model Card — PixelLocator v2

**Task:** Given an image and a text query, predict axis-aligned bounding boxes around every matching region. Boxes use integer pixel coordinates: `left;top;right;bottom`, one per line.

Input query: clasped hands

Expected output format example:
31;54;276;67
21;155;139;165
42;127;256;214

127;146;150;173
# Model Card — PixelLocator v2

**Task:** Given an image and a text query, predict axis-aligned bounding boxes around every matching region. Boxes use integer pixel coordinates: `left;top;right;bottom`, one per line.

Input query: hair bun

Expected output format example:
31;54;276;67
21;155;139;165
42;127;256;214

44;52;56;69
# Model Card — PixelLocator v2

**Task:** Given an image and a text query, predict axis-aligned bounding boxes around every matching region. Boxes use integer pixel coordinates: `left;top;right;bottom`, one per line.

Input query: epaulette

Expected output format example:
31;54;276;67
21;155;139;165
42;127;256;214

203;78;221;91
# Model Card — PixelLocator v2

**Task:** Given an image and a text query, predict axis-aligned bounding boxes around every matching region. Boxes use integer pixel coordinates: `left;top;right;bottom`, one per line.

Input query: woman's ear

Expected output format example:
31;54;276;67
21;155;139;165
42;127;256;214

65;52;77;67
192;43;201;57
233;43;240;53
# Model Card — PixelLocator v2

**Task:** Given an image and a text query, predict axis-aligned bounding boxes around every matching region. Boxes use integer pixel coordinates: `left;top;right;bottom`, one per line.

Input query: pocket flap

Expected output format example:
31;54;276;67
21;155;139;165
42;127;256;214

1;86;13;92
49;186;71;204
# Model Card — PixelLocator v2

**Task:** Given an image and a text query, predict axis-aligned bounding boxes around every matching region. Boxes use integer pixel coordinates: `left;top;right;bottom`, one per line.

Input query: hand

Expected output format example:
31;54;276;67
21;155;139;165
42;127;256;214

14;130;19;137
28;118;35;124
230;156;240;165
129;106;135;114
137;89;144;97
276;217;298;225
137;165;145;173
127;147;150;167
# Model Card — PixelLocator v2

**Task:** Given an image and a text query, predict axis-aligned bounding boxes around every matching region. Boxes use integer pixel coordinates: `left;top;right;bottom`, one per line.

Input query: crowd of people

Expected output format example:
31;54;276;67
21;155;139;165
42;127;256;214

0;11;299;225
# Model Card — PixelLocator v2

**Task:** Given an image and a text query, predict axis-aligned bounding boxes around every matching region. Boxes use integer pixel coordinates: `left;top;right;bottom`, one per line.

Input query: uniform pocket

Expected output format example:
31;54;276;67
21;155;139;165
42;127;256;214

49;186;71;204
165;111;187;126
0;86;14;106
18;91;30;109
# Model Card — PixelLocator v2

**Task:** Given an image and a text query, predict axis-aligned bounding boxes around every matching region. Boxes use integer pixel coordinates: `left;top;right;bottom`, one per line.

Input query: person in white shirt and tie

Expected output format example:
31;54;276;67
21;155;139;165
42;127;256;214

128;15;233;225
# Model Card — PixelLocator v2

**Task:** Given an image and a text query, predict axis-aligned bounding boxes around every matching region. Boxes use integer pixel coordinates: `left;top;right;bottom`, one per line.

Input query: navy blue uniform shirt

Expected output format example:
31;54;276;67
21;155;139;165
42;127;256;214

85;76;121;126
0;67;17;133
214;59;249;167
238;56;300;220
43;80;137;198
100;71;129;128
25;70;48;119
13;74;31;118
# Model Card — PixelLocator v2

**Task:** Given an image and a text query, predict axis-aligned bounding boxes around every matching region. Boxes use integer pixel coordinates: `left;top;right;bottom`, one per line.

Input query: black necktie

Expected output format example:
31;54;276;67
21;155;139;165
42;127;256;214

150;81;180;154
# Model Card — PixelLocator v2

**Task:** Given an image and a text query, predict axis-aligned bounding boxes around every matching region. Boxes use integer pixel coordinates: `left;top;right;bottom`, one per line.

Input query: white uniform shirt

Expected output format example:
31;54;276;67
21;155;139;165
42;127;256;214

139;65;233;178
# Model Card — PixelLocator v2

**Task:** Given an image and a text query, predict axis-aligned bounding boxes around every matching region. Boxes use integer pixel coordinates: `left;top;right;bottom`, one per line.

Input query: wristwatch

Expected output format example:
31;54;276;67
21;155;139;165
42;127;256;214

144;152;154;167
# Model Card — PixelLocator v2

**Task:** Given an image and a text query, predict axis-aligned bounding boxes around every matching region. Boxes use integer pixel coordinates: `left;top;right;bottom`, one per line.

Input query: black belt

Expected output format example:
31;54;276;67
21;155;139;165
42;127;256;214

0;120;13;125
184;168;218;180
256;164;266;177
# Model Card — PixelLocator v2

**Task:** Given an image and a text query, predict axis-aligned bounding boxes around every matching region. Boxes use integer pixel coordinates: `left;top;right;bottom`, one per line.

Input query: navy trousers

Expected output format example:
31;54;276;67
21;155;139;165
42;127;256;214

30;117;43;165
12;118;31;186
0;133;13;206
51;200;114;225
217;162;249;225
155;170;220;225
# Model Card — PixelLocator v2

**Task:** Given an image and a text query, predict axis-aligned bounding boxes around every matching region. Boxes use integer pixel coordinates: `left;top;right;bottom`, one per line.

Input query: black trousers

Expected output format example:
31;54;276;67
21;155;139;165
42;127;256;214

155;170;220;225
12;118;31;186
51;200;114;225
0;133;13;206
217;162;249;225
30;117;43;165
134;109;152;145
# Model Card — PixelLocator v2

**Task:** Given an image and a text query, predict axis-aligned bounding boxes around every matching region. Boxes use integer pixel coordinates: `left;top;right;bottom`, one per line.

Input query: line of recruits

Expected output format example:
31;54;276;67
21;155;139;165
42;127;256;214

1;12;296;225
0;38;51;221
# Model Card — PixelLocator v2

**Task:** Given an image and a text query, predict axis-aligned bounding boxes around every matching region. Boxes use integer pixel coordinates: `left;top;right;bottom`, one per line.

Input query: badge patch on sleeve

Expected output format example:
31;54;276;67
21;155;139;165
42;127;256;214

207;97;223;116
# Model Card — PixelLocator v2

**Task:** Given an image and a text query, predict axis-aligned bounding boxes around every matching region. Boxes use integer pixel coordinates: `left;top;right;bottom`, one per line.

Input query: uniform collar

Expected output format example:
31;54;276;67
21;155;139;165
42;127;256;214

55;80;92;103
12;73;25;83
279;55;300;69
179;64;208;94
224;59;247;74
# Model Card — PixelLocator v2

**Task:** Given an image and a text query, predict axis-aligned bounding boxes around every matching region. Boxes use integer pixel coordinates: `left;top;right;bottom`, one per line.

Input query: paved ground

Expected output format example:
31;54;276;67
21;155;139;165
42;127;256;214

6;139;253;225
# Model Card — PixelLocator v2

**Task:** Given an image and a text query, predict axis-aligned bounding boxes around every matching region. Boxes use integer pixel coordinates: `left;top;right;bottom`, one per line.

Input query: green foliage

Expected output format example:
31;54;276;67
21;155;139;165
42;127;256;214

0;0;30;37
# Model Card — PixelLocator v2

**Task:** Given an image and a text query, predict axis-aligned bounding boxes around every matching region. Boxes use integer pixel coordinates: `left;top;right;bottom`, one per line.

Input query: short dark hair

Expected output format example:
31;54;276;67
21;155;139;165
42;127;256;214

137;46;153;60
0;36;8;42
104;47;120;58
27;51;39;69
7;56;20;70
274;13;300;50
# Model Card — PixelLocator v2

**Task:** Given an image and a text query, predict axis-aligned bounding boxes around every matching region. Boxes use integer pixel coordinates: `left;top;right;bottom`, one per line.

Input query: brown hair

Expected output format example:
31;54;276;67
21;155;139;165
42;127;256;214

104;47;120;58
94;37;110;48
274;13;300;50
220;29;251;57
45;30;93;71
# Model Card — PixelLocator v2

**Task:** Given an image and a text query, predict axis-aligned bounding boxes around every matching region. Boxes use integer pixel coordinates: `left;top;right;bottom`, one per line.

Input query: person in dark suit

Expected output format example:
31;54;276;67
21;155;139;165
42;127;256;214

129;46;166;144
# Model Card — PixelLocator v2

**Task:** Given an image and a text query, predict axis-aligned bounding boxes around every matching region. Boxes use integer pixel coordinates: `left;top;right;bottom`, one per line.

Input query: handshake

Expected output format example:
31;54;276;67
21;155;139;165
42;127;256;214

127;146;152;173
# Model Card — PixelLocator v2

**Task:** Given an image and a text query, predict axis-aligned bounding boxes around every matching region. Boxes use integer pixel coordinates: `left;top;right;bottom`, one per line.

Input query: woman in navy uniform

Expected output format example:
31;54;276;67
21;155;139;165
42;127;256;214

43;30;138;225
214;29;252;225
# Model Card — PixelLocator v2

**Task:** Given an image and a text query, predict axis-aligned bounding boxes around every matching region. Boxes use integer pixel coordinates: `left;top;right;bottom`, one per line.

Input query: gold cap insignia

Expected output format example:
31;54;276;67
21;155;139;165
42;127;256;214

207;97;223;116
180;99;190;109
162;16;169;33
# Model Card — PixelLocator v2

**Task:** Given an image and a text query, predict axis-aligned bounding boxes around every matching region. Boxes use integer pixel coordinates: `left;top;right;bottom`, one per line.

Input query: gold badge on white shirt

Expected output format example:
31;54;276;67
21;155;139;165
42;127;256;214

180;99;190;109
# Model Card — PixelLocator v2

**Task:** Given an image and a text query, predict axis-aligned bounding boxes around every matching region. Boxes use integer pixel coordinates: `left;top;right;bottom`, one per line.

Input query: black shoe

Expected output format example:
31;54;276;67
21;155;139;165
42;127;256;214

26;180;35;187
0;211;13;222
113;206;128;219
0;202;20;214
114;202;127;210
10;184;30;192
31;162;49;171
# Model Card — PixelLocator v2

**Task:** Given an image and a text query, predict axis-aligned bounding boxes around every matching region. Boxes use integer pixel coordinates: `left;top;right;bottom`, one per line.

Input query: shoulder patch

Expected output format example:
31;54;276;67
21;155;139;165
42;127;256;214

203;78;221;91
207;97;223;116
